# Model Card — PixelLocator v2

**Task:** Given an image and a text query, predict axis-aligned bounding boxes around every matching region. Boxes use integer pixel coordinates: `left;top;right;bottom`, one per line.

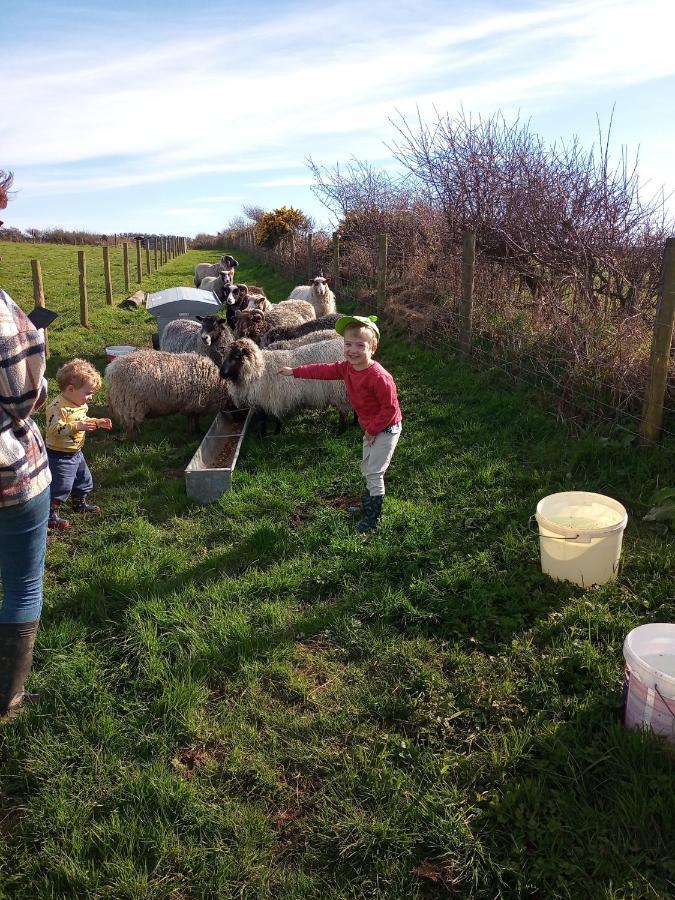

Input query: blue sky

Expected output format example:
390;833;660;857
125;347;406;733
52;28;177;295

3;0;675;237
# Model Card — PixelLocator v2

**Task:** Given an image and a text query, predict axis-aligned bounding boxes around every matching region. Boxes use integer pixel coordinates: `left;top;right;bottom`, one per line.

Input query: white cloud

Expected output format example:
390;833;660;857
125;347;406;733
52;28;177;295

3;0;675;198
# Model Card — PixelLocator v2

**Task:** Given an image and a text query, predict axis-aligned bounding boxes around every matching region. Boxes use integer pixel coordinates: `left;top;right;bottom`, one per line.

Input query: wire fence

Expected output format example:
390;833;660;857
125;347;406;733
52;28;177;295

229;227;675;448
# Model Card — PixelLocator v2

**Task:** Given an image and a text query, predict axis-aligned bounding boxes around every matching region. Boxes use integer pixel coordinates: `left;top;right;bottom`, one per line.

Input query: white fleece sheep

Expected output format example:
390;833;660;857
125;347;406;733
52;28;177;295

105;350;232;439
219;337;350;432
288;276;336;316
194;255;238;287
198;270;231;300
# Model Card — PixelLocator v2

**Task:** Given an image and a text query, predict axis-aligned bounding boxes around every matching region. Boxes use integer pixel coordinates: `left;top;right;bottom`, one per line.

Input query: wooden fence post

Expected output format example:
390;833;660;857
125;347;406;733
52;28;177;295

30;259;48;358
145;241;151;275
332;232;340;295
154;237;158;270
377;233;388;314
78;250;89;327
135;239;142;284
102;245;113;305
306;233;314;283
290;232;296;280
640;237;675;443
459;230;476;359
123;242;130;292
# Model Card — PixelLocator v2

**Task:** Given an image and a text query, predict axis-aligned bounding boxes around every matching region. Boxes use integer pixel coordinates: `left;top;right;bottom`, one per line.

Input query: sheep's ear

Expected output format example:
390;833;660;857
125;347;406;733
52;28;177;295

195;316;203;322
239;284;248;296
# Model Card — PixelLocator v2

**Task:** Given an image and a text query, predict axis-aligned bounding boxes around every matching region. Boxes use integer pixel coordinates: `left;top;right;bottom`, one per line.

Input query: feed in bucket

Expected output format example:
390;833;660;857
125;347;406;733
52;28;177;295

105;345;136;362
533;491;627;586
623;623;675;741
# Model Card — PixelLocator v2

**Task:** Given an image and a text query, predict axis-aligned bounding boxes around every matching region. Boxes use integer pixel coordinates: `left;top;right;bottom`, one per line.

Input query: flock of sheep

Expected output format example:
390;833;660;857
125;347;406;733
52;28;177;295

105;254;348;438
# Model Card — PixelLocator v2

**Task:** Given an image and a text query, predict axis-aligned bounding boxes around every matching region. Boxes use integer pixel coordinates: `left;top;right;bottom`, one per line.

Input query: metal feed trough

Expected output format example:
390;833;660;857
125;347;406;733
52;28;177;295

185;409;253;503
146;286;222;339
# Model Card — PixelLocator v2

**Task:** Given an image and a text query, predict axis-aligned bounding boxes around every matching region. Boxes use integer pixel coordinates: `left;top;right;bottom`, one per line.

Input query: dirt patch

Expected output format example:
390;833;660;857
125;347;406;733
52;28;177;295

323;495;363;510
171;744;225;779
412;860;460;889
270;771;319;861
290;506;313;527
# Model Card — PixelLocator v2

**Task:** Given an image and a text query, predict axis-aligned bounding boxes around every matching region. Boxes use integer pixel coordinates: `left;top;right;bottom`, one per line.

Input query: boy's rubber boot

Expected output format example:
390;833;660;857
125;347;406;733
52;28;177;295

71;495;100;513
48;499;70;530
357;495;384;534
348;492;371;517
0;620;40;719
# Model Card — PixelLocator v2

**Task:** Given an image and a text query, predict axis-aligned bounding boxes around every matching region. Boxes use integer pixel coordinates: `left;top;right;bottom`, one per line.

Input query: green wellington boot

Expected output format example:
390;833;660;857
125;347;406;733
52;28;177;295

0;620;40;718
356;495;384;534
348;492;371;517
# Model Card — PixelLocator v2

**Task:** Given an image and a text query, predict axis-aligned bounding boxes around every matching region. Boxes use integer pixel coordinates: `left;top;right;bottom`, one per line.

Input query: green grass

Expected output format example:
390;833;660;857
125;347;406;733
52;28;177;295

0;242;674;899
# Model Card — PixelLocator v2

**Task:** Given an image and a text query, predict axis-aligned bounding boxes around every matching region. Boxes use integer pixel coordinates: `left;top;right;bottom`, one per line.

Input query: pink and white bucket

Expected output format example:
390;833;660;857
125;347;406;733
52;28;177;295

623;623;675;741
105;345;136;362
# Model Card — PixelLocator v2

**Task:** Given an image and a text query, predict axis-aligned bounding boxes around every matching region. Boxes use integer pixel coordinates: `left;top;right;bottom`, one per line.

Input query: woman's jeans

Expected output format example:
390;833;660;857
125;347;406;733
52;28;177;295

0;487;49;623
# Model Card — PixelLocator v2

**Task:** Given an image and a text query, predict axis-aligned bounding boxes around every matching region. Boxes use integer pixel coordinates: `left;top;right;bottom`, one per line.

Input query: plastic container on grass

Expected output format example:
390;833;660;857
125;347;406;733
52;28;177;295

532;491;628;587
105;345;136;362
623;624;675;740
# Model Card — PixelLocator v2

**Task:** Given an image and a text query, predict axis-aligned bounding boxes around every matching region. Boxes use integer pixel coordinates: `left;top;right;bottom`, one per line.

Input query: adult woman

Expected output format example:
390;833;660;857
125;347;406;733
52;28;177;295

0;170;51;717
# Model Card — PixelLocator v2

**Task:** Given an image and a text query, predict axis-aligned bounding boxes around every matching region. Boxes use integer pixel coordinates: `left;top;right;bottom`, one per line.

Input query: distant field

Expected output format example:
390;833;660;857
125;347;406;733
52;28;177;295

0;243;674;899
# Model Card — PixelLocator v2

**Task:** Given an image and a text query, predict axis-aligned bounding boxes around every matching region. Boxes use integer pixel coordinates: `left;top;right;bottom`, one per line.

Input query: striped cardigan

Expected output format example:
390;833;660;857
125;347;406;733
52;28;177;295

0;288;51;507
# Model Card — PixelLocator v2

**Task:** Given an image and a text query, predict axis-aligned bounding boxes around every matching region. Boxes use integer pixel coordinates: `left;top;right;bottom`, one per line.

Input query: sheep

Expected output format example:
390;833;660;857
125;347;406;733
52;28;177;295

159;316;233;367
219;337;351;434
105;350;233;439
194;315;234;367
194;254;239;287
221;283;267;328
288;275;336;316
198;269;232;300
260;312;342;348
265;330;339;351
234;300;316;345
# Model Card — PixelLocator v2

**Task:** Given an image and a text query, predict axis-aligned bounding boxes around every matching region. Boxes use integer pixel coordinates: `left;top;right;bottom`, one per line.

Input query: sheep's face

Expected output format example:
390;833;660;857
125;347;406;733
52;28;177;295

221;255;239;269
234;309;265;341
219;339;253;382
223;284;248;306
312;277;328;297
198;315;226;346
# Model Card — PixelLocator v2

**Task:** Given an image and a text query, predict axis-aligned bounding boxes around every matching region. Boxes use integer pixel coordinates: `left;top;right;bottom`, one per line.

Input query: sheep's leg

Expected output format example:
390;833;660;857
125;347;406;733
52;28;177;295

272;415;283;435
186;414;199;435
337;410;348;434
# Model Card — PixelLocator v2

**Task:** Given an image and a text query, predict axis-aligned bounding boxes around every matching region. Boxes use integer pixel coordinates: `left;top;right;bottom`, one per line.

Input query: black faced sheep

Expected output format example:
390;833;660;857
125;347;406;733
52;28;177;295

105;350;233;439
234;300;315;345
218;337;350;433
259;312;341;348
288;276;336;316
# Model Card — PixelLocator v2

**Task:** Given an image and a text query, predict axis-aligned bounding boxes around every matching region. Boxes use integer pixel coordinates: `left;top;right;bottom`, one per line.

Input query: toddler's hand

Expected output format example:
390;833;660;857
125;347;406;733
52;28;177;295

96;418;113;430
277;367;294;377
75;420;97;432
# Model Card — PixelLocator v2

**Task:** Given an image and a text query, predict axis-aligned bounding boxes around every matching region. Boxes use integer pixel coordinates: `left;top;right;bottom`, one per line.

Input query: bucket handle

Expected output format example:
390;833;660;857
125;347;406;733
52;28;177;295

528;515;581;541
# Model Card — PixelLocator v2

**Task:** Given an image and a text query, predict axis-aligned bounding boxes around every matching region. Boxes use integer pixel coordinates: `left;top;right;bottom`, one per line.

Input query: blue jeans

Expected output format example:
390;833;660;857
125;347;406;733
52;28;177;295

0;487;49;623
47;449;93;502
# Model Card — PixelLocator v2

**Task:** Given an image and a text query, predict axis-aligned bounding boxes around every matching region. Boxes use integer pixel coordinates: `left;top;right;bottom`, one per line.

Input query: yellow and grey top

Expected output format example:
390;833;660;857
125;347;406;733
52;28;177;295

45;393;91;452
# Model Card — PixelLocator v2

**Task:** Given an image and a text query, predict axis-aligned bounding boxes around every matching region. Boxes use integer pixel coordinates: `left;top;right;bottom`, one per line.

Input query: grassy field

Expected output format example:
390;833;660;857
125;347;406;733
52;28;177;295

0;241;674;899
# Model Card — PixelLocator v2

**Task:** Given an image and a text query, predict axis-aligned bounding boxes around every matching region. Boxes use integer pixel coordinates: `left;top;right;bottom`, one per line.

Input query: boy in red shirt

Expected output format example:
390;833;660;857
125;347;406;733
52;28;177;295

278;315;401;533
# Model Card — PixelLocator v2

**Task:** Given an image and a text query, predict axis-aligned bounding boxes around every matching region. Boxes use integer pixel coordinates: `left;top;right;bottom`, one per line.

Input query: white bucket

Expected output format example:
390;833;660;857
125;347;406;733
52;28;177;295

105;345;136;362
533;491;628;586
623;624;675;740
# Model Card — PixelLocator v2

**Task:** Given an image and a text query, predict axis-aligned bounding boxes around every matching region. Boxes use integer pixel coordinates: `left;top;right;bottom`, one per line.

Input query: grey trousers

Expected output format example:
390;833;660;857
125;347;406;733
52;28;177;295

360;425;401;496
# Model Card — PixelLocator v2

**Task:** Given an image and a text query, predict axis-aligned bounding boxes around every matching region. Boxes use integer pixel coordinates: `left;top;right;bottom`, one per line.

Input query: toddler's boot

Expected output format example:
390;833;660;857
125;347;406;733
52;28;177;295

72;495;100;514
48;499;70;530
356;495;384;534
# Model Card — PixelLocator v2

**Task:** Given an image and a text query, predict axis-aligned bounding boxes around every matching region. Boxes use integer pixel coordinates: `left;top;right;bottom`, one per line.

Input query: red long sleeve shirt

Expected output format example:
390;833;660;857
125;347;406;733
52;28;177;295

292;360;401;435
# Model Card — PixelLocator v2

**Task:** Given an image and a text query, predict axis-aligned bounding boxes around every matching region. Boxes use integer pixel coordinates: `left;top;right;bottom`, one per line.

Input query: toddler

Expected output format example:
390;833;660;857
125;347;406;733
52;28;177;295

278;315;401;533
46;358;111;529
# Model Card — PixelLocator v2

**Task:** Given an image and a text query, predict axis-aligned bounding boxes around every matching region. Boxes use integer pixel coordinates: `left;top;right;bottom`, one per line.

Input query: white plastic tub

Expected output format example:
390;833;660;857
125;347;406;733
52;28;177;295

623;624;675;740
533;491;628;586
105;345;136;362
